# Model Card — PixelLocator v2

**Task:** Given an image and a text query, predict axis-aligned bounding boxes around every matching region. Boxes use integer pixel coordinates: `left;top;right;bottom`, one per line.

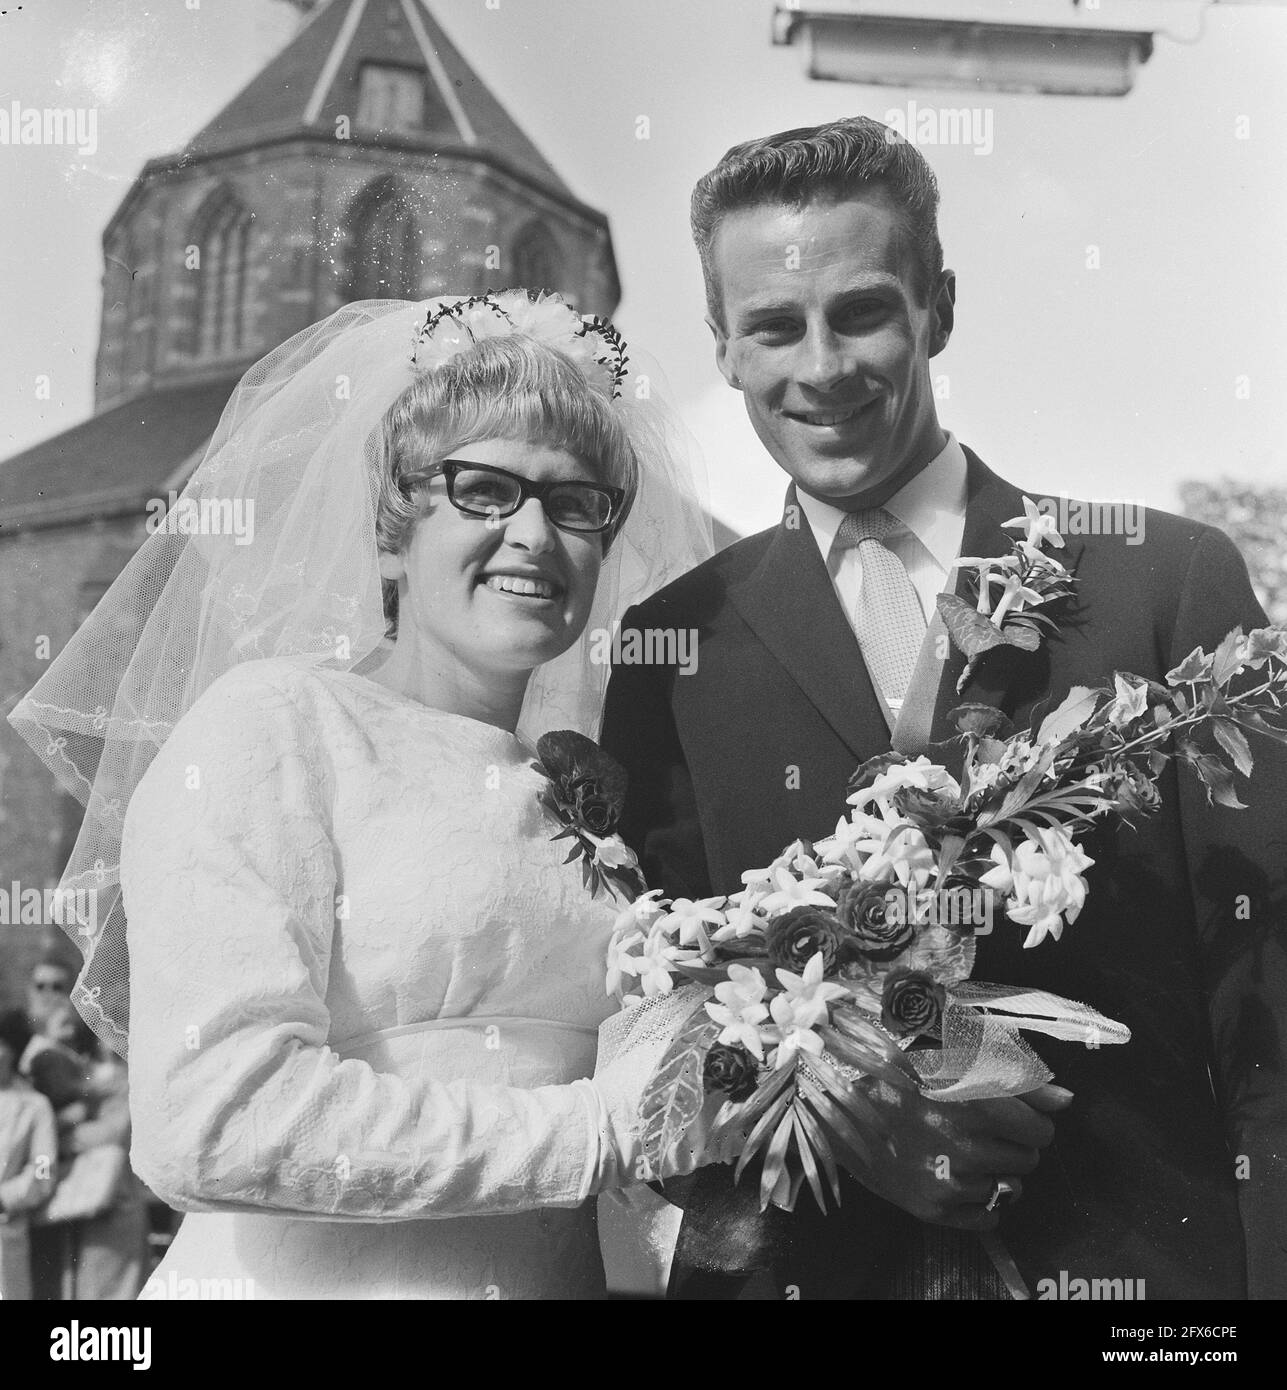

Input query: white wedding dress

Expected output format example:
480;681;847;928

122;658;631;1299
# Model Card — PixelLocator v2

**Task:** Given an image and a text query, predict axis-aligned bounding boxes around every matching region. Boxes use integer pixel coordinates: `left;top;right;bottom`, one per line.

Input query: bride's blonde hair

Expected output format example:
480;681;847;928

374;335;639;634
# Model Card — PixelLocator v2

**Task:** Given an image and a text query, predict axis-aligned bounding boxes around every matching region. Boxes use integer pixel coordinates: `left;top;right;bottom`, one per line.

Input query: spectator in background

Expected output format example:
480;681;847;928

0;1007;57;1300
23;955;74;1040
27;1002;146;1299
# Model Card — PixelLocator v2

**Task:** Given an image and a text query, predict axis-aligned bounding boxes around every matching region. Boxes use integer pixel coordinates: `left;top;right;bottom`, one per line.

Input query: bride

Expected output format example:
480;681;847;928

9;291;720;1299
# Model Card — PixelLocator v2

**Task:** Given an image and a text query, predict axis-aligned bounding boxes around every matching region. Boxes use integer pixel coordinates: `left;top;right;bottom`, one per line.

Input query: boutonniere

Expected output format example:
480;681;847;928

532;730;646;900
937;496;1078;694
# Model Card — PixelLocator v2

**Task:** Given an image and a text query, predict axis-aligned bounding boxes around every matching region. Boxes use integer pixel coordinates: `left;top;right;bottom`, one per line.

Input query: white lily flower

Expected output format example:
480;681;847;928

842;802;935;889
765;954;849;1068
713;892;768;942
634;925;702;996
849;757;960;811
991;572;1045;627
705;964;772;1060
758;865;837;914
1002;496;1066;552
605;929;645;996
658;896;728;949
998;828;1095;949
585;831;638;872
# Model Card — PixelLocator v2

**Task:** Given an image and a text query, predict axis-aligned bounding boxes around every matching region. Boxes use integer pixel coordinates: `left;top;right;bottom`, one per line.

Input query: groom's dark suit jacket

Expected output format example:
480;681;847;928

601;448;1287;1300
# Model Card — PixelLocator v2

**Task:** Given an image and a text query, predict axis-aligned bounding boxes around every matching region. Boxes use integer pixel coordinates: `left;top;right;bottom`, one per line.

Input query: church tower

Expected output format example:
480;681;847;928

95;0;620;408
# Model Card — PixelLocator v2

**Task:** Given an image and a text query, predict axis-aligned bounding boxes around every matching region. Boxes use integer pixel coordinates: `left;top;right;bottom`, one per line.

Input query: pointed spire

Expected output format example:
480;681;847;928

186;0;573;198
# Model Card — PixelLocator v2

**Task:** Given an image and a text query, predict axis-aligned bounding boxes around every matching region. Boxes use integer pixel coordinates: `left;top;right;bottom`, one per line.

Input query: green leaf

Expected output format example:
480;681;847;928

1234;709;1287;747
718;1056;794;1139
823;1022;918;1090
1036;686;1102;743
1187;751;1248;810
1212;719;1254;778
673;959;776;989
795;1072;879;1174
639;1004;719;1178
758;1108;798;1211
1210;628;1245;686
809;1052;892;1139
980;759;1052;828
936;833;966;885
937;593;1011;661
999;623;1042;652
793;1101;841;1210
1167;647;1214;687
734;1086;792;1187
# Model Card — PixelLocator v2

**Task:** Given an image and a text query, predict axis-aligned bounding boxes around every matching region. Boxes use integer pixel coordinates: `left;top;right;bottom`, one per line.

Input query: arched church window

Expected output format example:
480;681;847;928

187;187;254;360
511;221;564;295
348;177;424;300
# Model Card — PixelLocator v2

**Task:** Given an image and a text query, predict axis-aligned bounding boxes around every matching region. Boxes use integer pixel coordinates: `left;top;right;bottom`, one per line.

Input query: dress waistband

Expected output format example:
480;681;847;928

334;1014;600;1054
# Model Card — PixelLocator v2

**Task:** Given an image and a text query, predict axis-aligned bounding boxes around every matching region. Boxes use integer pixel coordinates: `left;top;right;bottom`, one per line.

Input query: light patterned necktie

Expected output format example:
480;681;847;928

835;507;927;720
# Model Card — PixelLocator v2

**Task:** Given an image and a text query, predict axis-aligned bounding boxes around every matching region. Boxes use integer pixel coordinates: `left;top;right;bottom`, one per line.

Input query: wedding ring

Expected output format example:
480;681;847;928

986;1178;1018;1212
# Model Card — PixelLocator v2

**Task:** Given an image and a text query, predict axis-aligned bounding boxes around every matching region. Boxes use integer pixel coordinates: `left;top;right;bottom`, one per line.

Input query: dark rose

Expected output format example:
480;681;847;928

703;1042;759;1103
764;906;847;974
949;703;1014;740
881;969;946;1041
568;775;616;835
835;881;914;962
533;730;626;829
938;876;1000;936
890;786;972;837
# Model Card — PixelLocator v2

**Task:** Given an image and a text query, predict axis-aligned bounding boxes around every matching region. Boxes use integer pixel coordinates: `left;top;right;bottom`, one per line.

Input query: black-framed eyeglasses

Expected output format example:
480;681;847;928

399;461;624;536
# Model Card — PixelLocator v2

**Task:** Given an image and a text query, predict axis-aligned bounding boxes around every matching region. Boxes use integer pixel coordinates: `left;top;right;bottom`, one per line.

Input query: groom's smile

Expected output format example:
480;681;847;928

708;186;954;509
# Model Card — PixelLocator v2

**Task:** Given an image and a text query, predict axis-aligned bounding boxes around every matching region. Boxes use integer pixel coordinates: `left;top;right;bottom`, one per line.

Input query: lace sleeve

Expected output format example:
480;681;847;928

122;664;613;1222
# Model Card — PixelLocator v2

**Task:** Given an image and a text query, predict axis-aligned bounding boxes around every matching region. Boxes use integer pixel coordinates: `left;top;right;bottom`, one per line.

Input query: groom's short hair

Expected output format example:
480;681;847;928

691;116;944;324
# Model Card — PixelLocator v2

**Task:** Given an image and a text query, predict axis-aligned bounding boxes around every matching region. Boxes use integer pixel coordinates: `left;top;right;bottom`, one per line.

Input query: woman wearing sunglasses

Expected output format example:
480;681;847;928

10;292;722;1299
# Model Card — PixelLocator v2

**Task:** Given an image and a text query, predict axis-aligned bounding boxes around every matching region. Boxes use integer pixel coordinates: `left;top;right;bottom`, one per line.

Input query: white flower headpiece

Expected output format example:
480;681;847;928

410;289;630;399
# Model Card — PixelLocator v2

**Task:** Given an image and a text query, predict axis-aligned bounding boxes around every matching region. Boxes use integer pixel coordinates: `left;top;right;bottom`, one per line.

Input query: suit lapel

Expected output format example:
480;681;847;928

728;486;889;761
927;448;1084;744
725;455;1083;764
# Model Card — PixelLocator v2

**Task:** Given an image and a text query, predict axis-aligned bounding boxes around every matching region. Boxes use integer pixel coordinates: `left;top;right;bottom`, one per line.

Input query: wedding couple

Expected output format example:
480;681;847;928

13;117;1284;1301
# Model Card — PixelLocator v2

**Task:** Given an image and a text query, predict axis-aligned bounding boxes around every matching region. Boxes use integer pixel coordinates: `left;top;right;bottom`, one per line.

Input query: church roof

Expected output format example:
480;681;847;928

0;379;238;533
185;0;575;200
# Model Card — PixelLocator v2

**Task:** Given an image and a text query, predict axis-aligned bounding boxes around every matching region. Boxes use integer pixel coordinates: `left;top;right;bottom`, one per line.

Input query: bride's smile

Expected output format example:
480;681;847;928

390;435;605;674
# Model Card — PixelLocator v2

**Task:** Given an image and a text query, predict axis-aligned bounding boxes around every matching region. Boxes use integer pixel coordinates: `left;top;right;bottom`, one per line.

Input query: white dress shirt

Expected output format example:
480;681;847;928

796;432;968;636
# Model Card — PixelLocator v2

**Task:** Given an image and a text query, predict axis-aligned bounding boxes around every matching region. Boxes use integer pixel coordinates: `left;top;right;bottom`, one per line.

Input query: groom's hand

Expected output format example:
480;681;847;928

849;1080;1071;1231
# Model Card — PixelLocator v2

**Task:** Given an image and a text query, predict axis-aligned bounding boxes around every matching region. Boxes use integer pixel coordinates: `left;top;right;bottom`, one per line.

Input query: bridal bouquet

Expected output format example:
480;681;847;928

596;508;1287;1211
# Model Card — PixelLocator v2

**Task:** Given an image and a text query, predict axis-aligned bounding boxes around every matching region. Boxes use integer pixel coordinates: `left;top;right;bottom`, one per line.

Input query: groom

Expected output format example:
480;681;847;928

601;117;1287;1300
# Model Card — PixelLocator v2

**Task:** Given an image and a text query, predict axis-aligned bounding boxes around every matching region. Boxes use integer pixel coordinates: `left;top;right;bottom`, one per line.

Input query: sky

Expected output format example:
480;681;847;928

1;0;1285;535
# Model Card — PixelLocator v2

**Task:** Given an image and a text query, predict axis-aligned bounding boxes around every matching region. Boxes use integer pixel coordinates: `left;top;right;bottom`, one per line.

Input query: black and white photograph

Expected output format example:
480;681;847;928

0;0;1284;1353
